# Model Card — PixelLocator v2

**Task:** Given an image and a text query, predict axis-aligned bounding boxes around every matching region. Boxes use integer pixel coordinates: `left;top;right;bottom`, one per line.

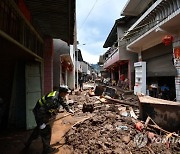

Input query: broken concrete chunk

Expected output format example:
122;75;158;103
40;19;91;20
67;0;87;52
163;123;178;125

77;104;83;109
129;107;138;119
122;135;130;144
120;111;128;117
118;107;127;112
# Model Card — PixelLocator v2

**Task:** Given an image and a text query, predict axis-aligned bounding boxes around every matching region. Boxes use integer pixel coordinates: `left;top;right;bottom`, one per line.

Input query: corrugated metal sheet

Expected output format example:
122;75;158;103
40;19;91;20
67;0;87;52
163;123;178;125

25;0;75;44
121;0;154;16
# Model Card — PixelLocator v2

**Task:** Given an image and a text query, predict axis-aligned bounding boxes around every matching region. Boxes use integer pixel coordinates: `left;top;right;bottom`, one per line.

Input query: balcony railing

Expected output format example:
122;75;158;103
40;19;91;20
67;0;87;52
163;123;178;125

124;0;180;44
104;47;118;63
0;0;43;57
104;48;119;68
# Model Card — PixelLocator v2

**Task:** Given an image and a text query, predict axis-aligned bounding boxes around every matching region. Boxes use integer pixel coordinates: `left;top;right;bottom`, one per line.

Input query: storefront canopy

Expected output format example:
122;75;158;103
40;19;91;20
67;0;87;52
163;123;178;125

25;0;75;44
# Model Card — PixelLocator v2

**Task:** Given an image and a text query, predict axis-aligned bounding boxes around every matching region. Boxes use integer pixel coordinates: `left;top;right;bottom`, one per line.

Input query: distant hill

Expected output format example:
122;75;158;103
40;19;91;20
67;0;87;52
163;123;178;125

91;64;100;72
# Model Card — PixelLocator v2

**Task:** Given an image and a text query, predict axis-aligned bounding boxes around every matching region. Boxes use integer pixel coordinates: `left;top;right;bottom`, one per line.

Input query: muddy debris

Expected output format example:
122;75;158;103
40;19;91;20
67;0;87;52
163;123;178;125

66;90;180;154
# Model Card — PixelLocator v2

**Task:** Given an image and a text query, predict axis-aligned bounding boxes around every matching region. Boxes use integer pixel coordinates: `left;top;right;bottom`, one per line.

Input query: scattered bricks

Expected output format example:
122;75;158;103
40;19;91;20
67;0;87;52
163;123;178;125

105;112;116;119
107;104;119;112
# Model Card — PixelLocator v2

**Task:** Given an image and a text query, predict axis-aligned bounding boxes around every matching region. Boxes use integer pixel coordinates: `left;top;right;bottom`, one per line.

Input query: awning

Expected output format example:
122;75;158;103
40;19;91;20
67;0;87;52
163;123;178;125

121;0;154;16
25;0;75;44
53;39;70;55
147;54;177;77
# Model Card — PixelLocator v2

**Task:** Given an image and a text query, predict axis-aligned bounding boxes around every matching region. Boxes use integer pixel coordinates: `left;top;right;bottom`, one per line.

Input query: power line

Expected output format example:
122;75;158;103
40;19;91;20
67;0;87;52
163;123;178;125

78;0;99;31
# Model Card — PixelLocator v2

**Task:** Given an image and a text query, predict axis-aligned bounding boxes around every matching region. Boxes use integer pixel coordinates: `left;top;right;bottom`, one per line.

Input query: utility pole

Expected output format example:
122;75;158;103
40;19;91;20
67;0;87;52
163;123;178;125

76;49;79;89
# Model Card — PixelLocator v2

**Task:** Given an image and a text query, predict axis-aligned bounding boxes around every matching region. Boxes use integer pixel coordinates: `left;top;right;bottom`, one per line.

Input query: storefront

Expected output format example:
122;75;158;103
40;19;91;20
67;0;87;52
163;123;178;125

142;44;176;100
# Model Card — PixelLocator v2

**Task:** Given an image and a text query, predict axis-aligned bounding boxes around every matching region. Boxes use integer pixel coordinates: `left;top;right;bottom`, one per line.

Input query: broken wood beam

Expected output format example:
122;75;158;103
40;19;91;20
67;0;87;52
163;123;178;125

103;96;138;107
145;116;180;138
72;115;94;128
147;124;180;138
138;95;180;131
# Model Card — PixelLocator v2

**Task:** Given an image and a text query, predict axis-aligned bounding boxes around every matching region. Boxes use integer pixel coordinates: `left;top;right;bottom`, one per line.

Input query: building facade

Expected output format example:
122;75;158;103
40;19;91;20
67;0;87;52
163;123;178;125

122;0;180;101
103;17;138;90
75;49;83;88
0;0;75;130
81;61;92;82
53;39;74;90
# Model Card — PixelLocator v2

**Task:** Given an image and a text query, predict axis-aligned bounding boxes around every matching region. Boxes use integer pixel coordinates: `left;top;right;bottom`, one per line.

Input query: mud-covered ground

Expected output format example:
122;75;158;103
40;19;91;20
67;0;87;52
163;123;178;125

0;85;179;154
66;89;180;154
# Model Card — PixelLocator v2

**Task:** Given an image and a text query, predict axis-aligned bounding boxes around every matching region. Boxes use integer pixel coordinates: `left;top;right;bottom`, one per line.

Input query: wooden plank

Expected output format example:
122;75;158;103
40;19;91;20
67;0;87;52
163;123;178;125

138;95;180;106
104;96;138;107
138;95;180;131
72;115;94;128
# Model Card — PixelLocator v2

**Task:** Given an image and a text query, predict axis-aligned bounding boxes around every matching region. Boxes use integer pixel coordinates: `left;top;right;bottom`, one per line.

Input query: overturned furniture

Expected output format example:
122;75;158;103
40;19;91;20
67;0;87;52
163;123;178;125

94;85;105;96
94;85;119;98
103;86;118;98
138;95;180;131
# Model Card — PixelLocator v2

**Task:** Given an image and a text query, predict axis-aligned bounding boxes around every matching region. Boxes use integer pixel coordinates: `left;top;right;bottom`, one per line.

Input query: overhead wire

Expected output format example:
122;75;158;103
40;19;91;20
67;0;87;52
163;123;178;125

78;0;99;32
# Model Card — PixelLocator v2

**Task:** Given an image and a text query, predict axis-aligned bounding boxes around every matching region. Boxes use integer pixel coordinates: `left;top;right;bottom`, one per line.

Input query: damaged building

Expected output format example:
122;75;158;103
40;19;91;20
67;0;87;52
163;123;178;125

101;0;180;101
121;0;180;101
0;0;76;130
102;17;138;90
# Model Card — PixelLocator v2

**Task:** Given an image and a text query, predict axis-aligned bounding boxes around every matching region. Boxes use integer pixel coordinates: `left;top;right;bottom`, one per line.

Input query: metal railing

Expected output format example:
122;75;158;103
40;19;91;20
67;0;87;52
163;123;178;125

104;47;118;65
125;0;180;44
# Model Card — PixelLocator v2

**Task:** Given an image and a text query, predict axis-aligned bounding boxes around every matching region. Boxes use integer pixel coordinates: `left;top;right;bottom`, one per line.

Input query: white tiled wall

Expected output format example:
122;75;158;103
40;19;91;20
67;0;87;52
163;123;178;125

173;37;180;102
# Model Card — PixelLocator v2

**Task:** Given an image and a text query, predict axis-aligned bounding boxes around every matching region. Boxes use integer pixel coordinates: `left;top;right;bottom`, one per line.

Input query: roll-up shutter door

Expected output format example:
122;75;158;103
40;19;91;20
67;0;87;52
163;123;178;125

146;53;177;77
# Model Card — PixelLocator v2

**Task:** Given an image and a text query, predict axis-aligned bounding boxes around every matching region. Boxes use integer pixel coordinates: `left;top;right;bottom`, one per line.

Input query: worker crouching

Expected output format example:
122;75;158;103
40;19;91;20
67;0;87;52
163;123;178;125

24;85;74;154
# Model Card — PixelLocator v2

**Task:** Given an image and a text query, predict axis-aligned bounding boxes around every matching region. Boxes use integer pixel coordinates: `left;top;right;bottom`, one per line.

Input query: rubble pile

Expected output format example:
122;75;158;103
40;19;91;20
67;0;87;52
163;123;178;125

66;91;180;154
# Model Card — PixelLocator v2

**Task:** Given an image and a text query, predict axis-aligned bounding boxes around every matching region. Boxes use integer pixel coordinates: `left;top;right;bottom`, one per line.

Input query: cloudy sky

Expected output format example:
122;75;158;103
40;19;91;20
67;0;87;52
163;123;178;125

76;0;128;64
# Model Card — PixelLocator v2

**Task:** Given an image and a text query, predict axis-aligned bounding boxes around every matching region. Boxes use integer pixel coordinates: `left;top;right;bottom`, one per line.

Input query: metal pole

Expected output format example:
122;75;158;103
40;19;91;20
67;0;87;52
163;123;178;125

60;56;62;85
76;50;78;89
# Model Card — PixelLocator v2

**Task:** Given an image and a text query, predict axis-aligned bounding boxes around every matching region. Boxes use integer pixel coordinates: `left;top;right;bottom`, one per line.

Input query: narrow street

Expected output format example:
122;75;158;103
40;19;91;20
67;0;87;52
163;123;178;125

0;0;180;154
0;83;179;154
